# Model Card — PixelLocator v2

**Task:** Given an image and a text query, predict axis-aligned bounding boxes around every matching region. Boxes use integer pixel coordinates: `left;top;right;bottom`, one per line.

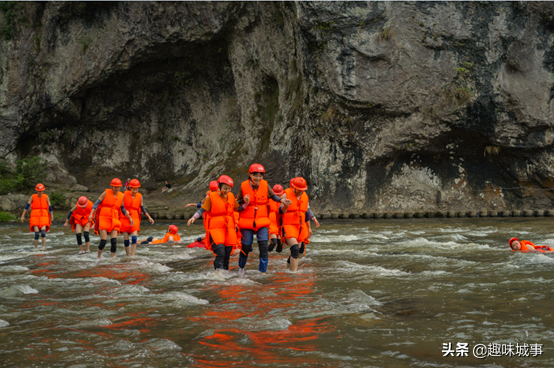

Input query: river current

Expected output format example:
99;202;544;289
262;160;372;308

0;218;553;367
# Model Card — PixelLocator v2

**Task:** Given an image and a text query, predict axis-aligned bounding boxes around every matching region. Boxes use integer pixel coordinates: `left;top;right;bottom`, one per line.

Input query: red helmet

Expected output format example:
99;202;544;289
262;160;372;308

77;196;89;208
273;184;284;196
129;179;140;188
289;177;296;188
110;178;122;187
35;183;45;191
509;237;519;246
218;175;234;188
249;163;265;174
291;177;308;191
169;225;178;234
209;181;219;192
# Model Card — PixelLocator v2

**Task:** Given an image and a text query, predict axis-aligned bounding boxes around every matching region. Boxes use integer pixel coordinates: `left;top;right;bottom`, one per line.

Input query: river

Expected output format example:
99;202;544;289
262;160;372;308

0;218;553;367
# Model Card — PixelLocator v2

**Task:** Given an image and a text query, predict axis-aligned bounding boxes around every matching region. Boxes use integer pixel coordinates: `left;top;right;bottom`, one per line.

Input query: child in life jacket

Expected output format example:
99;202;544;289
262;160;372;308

139;225;181;245
509;238;554;252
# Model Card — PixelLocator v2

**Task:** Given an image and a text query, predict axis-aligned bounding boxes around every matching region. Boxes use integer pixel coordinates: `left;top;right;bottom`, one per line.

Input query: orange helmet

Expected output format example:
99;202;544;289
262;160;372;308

209;181;219;192
110;178;122;187
129;179;140;188
169;225;178;234
249;163;265;174
77;196;88;208
218;175;234;188
291;177;308;191
35;183;45;191
273;184;284;196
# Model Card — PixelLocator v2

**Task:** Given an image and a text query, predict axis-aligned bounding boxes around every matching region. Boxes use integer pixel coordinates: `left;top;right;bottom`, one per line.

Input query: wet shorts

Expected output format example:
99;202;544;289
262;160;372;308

240;227;269;246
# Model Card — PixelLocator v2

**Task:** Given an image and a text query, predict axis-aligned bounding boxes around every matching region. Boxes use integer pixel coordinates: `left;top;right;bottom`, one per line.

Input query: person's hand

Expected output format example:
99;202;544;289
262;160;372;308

314;218;320;228
244;195;250;204
88;215;93;223
309;229;313;238
130;219;134;226
149;216;154;224
64;220;68;228
187;217;195;226
281;198;291;206
20;215;24;223
184;203;196;208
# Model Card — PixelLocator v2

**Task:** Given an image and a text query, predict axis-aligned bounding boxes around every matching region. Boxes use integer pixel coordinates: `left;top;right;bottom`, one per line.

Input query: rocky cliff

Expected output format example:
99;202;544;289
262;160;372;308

2;1;554;215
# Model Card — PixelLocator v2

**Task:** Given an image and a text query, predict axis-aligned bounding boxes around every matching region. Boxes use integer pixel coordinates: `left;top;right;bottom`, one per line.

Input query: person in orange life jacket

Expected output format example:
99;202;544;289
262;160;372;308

268;184;285;253
121;179;154;257
509;238;554;252
235;164;291;275
21;183;53;250
64;196;94;254
139;225;181;245
279;177;313;272
184;181;219;244
88;178;134;259
187;175;238;271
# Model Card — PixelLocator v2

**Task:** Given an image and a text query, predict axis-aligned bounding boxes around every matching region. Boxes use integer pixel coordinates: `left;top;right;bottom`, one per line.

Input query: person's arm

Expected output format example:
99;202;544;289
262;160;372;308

141;197;154;224
64;205;78;227
47;196;54;222
306;207;319;227
184;203;200;208
120;203;134;225
89;191;106;222
307;221;313;238
236;187;245;205
188;198;210;225
20;196;33;222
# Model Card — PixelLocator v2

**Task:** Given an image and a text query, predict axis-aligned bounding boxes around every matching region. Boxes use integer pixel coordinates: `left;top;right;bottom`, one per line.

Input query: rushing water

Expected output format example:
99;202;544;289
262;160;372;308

1;218;554;367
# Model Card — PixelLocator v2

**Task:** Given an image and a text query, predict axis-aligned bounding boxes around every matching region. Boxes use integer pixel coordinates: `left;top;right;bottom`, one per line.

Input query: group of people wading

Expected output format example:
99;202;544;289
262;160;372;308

19;163;319;274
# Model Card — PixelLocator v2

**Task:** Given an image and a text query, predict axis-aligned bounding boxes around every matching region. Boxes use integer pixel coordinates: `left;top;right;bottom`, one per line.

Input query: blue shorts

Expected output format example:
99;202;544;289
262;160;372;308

240;227;269;246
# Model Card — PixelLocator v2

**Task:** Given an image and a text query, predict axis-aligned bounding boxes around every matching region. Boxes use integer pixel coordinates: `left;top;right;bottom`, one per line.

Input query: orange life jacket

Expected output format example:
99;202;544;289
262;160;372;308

152;232;181;244
30;193;51;232
519;240;554;253
269;199;281;235
97;189;123;230
71;200;93;231
239;180;270;230
206;192;236;231
282;188;309;226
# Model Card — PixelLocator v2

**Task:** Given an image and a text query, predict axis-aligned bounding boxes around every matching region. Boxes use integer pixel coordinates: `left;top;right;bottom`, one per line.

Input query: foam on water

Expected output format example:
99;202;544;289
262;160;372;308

0;265;29;272
0;319;9;327
0;284;39;297
333;260;410;277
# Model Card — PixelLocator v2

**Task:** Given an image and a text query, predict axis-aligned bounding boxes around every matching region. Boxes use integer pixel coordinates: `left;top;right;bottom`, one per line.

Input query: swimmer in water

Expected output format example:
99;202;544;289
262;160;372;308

139;225;181;245
509;238;554;252
21;183;53;250
65;196;94;254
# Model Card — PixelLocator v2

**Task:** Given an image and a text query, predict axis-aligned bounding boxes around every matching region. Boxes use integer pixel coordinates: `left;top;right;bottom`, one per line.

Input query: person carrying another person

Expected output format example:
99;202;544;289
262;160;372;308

161;181;172;193
89;178;134;259
64;196;94;254
20;183;53;250
509;238;554;252
235;164;291;275
120;179;155;256
139;225;181;245
187;175;239;272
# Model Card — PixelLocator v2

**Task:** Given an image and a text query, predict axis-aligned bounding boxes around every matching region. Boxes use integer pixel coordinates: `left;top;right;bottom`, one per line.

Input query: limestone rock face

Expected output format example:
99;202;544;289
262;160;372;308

1;1;554;213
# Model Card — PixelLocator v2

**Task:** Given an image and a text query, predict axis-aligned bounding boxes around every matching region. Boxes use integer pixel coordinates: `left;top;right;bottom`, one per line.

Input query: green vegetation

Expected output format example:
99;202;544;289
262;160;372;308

49;191;65;208
484;146;500;157
0;1;16;41
79;36;92;53
0;156;46;195
0;211;16;222
378;26;395;42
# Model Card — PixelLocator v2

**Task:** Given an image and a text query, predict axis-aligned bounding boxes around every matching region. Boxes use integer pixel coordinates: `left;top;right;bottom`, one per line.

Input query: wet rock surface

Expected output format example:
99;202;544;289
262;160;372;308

1;2;554;213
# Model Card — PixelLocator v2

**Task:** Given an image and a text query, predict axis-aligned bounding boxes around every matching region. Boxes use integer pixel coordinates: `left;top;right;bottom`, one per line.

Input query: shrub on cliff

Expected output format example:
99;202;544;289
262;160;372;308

0;156;46;194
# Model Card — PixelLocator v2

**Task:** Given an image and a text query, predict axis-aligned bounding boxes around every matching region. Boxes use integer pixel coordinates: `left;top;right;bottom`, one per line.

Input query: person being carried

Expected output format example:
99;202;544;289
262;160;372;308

64;196;94;254
20;183;53;250
509;238;553;252
139;225;181;245
161;181;172;193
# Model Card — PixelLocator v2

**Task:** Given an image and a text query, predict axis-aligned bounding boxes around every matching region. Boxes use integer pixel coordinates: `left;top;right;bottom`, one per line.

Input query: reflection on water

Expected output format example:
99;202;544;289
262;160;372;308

0;218;553;367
